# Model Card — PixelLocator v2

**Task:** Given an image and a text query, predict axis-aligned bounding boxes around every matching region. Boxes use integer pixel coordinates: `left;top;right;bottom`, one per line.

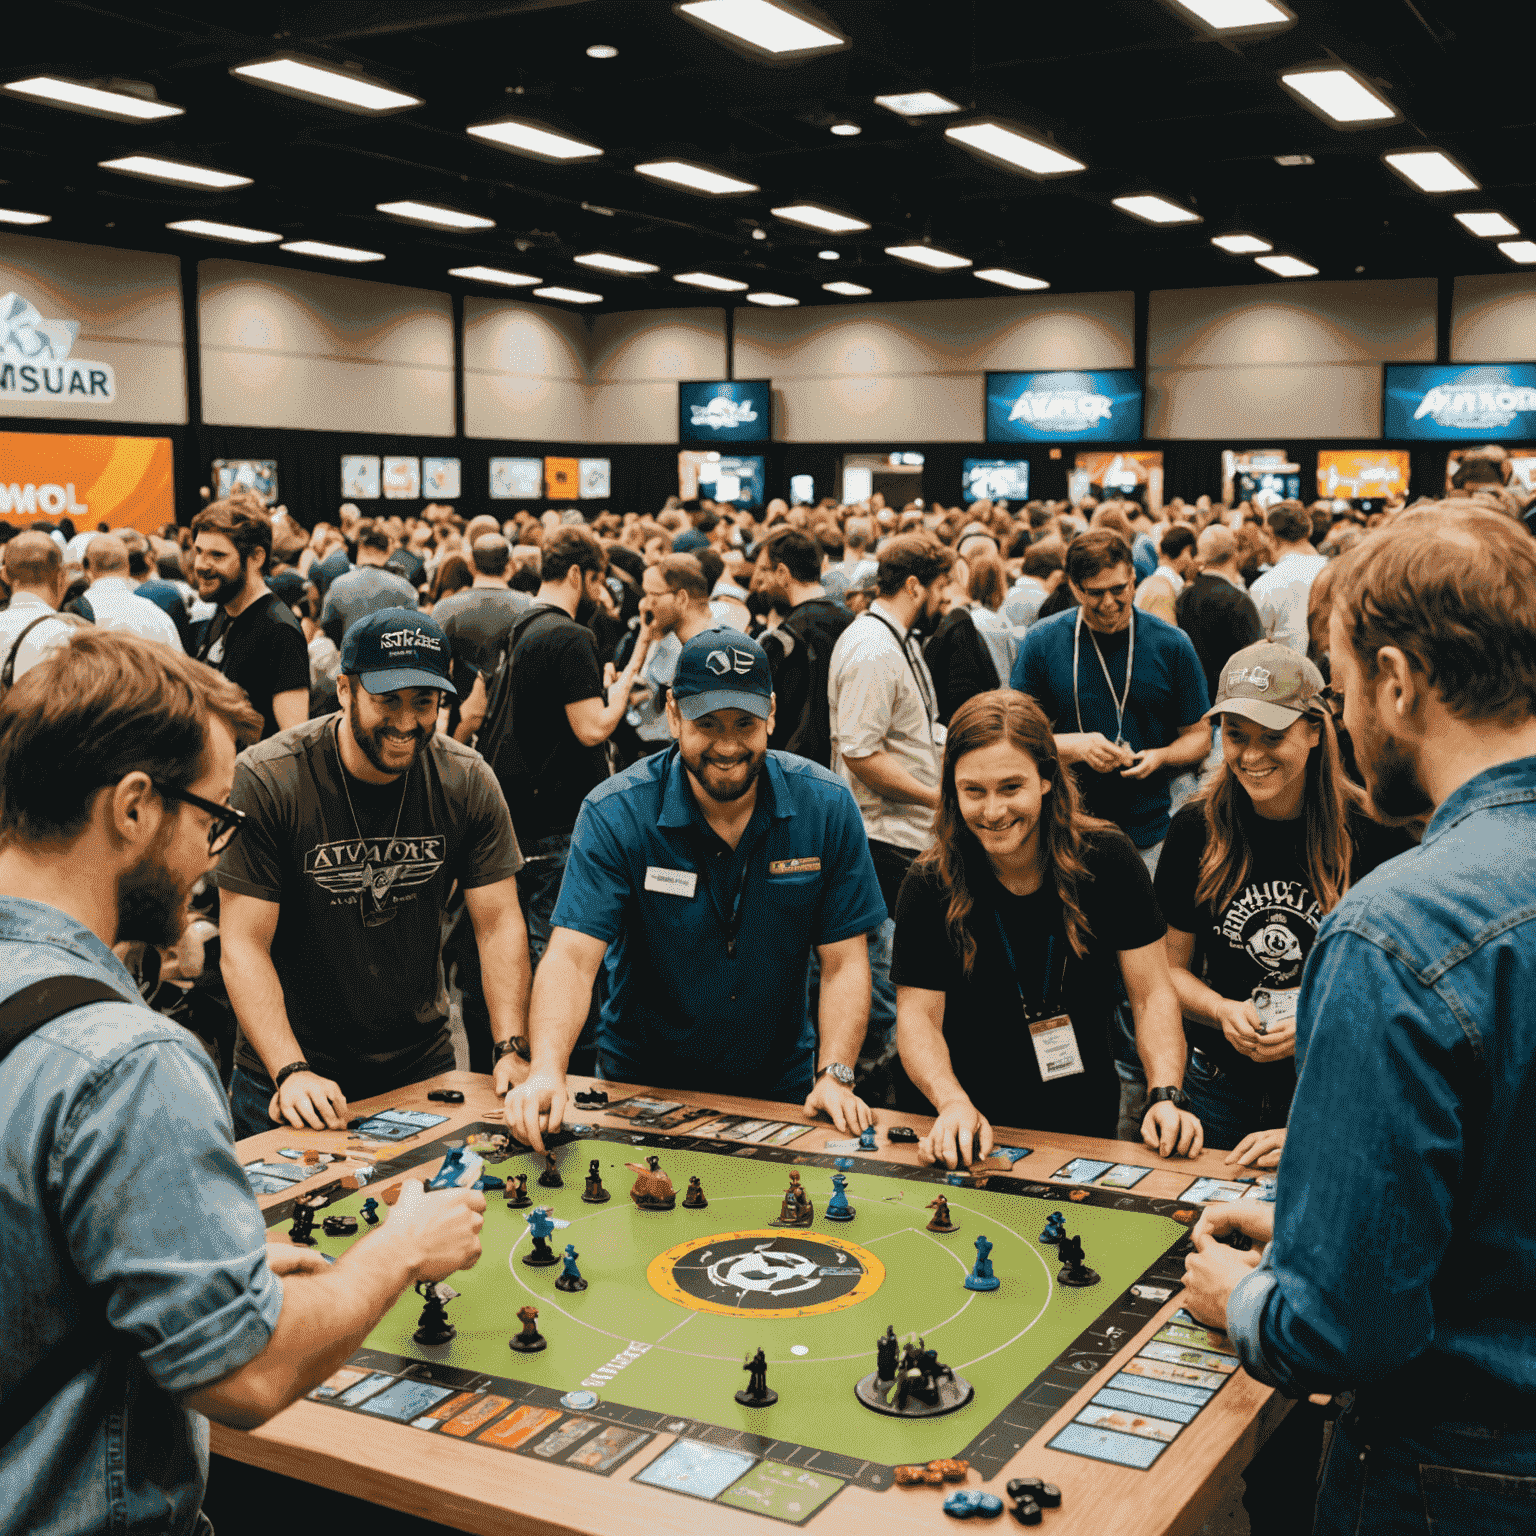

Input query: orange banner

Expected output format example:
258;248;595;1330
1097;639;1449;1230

544;455;579;500
0;432;175;534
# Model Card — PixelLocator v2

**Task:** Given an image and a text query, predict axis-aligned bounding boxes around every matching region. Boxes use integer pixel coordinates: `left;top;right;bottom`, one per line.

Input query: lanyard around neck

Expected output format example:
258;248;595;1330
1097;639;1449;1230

992;910;1065;1015
1073;605;1134;746
865;608;937;725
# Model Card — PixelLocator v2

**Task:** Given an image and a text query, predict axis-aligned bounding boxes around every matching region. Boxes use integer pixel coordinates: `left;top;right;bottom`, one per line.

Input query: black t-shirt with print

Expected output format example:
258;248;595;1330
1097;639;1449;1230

1154;799;1414;1091
197;591;310;741
892;829;1167;1137
218;716;523;1091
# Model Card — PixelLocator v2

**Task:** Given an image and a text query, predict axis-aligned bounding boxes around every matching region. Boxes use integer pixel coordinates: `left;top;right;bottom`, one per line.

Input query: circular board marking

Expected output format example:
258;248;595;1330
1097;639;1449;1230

647;1228;885;1319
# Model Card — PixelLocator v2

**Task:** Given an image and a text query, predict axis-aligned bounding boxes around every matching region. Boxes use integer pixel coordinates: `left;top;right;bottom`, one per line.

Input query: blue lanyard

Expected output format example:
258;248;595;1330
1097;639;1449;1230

992;911;1065;1015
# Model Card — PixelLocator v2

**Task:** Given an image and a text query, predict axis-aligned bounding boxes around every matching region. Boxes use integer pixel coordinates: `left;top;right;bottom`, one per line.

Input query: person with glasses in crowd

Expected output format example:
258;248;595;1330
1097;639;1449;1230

0;631;485;1536
217;609;531;1142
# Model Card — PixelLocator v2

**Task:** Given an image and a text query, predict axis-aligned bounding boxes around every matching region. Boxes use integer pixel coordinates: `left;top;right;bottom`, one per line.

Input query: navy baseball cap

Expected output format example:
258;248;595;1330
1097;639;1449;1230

671;630;772;721
339;608;457;697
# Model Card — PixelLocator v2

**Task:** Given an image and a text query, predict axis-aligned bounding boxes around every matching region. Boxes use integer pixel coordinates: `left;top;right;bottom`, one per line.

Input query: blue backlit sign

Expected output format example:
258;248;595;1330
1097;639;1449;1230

986;370;1142;444
1383;363;1536;440
678;379;771;444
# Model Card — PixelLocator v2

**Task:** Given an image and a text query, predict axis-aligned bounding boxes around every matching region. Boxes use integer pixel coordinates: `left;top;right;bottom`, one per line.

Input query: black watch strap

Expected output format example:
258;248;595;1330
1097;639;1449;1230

1146;1086;1189;1110
494;1036;531;1063
274;1060;312;1091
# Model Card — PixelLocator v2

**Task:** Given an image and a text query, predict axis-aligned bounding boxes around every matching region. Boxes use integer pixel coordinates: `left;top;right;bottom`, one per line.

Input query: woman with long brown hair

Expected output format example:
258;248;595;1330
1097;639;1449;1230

893;689;1203;1168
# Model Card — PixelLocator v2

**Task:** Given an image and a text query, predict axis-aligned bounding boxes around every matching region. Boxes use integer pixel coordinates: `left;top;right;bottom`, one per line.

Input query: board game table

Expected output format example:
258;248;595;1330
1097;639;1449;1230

219;1071;1289;1536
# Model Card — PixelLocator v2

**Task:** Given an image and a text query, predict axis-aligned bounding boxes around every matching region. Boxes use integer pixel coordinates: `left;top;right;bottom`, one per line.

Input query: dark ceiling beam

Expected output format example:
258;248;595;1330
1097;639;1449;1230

305;0;602;43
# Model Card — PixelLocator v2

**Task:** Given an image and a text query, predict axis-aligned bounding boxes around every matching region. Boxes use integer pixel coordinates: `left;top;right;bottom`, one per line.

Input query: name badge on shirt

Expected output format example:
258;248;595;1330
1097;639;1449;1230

769;857;821;876
645;866;697;898
1029;1013;1086;1082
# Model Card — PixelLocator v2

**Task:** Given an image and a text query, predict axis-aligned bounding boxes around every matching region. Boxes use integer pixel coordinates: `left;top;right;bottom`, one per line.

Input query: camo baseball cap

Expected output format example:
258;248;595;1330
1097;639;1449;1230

1207;641;1325;730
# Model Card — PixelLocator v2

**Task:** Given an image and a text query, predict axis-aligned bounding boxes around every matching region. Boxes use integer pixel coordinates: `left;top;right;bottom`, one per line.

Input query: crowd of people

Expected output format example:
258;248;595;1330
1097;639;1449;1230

1;448;1533;1535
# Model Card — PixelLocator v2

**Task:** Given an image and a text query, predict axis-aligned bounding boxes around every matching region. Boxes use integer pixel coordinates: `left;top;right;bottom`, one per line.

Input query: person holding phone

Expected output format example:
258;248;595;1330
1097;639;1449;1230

892;690;1202;1169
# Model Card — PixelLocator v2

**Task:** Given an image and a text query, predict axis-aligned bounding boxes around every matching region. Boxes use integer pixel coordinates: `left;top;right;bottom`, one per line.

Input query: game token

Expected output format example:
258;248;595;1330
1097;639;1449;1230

412;1281;457;1346
931;1458;970;1481
1011;1498;1042;1525
1055;1234;1100;1288
510;1303;546;1353
426;1089;464;1103
561;1390;599;1411
824;1172;855;1221
943;1490;979;1518
322;1214;357;1237
887;1126;918;1144
876;1325;899;1381
974;1493;1004;1519
555;1243;588;1292
522;1206;560;1266
627;1155;676;1209
359;1197;380;1226
681;1175;707;1208
1039;1212;1066;1245
964;1234;1000;1292
858;1125;878;1151
1006;1478;1044;1503
833;1156;855;1171
1036;1483;1061;1508
506;1173;532;1209
736;1346;777;1408
538;1150;563;1189
769;1169;814;1227
926;1194;958;1234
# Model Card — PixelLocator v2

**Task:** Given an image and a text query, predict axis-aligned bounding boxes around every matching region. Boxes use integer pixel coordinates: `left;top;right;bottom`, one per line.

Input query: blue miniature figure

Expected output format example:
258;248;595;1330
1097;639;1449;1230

555;1241;588;1292
824;1172;855;1222
359;1197;380;1227
858;1124;878;1151
473;1171;506;1193
964;1233;1000;1292
522;1204;560;1267
427;1145;483;1192
1039;1211;1066;1245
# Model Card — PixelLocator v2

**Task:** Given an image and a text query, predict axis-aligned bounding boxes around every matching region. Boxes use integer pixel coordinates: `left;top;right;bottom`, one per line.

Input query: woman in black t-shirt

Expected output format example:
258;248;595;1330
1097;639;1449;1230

893;690;1203;1167
1153;642;1414;1167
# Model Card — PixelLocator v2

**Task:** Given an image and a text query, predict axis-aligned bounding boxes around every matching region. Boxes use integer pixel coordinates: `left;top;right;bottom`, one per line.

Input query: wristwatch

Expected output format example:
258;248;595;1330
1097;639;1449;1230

815;1062;855;1088
493;1036;532;1064
274;1060;312;1091
1145;1086;1190;1110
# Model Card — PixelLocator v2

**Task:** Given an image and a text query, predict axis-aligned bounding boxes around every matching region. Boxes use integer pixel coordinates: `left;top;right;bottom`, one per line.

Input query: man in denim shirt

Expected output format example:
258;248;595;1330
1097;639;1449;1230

1183;505;1536;1533
0;632;485;1536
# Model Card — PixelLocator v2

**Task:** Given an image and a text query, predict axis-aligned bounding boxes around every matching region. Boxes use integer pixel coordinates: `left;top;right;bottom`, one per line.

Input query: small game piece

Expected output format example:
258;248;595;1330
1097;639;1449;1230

926;1194;958;1234
858;1334;975;1417
561;1389;599;1412
555;1242;588;1292
1055;1233;1100;1287
682;1175;708;1209
506;1173;532;1208
858;1124;878;1151
1006;1478;1044;1505
359;1196;380;1226
473;1171;505;1193
510;1302;546;1353
581;1158;610;1204
833;1156;855;1170
288;1195;322;1246
1036;1484;1061;1509
538;1150;563;1189
931;1458;970;1482
887;1125;918;1144
893;1465;930;1487
876;1325;899;1382
735;1346;778;1408
301;1149;320;1165
974;1494;1003;1519
1039;1211;1066;1245
523;1205;560;1266
1011;1499;1042;1526
379;1183;403;1207
322;1214;358;1237
426;1089;464;1103
943;1490;980;1519
427;1146;483;1192
824;1172;855;1222
626;1155;676;1210
412;1280;458;1346
769;1169;814;1227
964;1233;1000;1292
573;1088;609;1108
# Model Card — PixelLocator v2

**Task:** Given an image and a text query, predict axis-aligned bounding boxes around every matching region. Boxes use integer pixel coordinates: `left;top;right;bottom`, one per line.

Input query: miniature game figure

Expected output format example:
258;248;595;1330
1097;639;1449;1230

555;1242;588;1293
288;1195;323;1246
413;1280;458;1345
876;1325;899;1382
538;1149;563;1188
359;1196;380;1226
626;1155;676;1210
427;1145;483;1191
856;1330;974;1417
736;1346;777;1407
582;1159;610;1204
964;1233;1000;1292
574;1088;609;1109
824;1172;855;1221
887;1125;918;1144
1039;1211;1066;1245
682;1175;708;1208
510;1302;546;1353
1056;1233;1100;1287
523;1205;560;1266
322;1214;358;1237
770;1169;814;1227
926;1194;957;1234
858;1124;878;1151
506;1172;532;1208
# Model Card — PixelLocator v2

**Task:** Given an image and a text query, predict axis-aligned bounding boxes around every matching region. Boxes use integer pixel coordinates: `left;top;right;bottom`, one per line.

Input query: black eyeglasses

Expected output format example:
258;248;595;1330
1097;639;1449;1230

155;785;246;853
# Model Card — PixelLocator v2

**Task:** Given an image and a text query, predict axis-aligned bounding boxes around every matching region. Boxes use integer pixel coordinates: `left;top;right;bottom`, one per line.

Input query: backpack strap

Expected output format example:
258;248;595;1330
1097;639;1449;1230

2;614;67;695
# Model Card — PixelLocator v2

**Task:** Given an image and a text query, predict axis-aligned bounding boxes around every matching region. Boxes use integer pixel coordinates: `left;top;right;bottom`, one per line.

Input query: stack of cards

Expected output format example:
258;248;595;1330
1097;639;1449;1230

1048;1157;1153;1191
348;1109;450;1143
690;1115;814;1147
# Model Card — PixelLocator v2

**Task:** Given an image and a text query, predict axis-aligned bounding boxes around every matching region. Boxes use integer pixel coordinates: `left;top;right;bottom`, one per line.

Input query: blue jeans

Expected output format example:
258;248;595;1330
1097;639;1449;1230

1182;1046;1292;1155
1315;1403;1536;1534
517;828;599;1075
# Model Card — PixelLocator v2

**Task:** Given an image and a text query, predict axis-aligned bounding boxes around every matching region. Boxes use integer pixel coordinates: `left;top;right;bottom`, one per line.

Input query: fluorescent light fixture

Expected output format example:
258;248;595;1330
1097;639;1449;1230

874;91;961;117
377;200;494;230
533;286;603;303
166;219;281;244
1281;67;1396;125
99;155;251;190
1168;0;1292;30
747;291;799;306
678;0;845;55
823;280;871;295
673;271;749;291
468;118;602;161
1255;254;1318;277
5;75;182;122
772;203;869;233
0;208;51;226
818;249;840;260
449;265;541;286
1455;211;1518;238
280;240;384;263
1384;150;1478;193
830;121;861;136
574;252;660;274
635;160;757;194
1113;193;1201;225
232;57;420;112
1274;153;1315;167
1498;240;1536;265
945;121;1085;176
885;243;971;270
586;44;619;59
1212;232;1273;253
975;267;1050;291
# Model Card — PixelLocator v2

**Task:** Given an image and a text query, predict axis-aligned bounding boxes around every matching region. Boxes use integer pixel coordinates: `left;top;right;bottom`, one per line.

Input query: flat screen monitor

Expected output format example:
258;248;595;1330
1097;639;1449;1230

987;369;1143;444
213;459;277;504
1316;450;1410;503
963;459;1030;502
1234;469;1300;504
490;457;543;499
678;378;771;444
789;473;814;505
1384;363;1536;441
679;451;765;506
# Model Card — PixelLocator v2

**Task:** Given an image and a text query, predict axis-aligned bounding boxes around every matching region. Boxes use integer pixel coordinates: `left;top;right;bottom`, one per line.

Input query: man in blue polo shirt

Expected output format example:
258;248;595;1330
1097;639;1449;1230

505;631;886;1149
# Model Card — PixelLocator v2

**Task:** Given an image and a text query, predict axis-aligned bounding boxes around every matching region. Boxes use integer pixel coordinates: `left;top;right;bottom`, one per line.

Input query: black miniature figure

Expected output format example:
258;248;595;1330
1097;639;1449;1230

736;1346;778;1407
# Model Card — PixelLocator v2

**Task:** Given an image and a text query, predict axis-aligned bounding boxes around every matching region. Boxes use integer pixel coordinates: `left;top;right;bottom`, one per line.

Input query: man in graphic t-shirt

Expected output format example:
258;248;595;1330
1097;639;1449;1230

218;608;530;1141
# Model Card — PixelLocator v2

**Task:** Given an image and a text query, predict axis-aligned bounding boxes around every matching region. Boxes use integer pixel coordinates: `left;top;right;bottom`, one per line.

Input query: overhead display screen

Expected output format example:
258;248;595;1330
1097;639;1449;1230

1317;449;1410;502
1383;362;1536;441
986;369;1143;444
678;378;771;445
679;451;764;505
963;459;1030;502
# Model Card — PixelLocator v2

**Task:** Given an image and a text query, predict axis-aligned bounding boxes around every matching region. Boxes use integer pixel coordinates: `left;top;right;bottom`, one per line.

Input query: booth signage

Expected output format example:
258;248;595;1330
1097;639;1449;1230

0;432;175;532
0;290;115;403
987;370;1142;444
1383;363;1536;441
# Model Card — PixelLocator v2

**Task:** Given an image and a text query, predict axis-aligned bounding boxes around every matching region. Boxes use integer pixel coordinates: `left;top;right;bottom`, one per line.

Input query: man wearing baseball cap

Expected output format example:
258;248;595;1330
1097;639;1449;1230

505;629;887;1148
218;608;530;1140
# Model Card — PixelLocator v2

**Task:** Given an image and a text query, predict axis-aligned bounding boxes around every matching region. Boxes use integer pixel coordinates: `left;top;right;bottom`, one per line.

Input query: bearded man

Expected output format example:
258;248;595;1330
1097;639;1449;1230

218;609;530;1140
504;630;886;1151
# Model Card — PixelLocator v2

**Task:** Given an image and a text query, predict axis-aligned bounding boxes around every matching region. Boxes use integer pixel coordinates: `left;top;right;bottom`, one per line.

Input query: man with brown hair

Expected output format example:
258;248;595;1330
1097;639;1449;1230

630;553;715;752
1184;504;1536;1532
1250;500;1326;654
0;632;484;1534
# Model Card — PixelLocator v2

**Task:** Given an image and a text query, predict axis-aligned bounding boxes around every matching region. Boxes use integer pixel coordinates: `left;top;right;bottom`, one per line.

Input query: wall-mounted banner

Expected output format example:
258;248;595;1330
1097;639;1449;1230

1;291;115;404
0;432;173;531
545;456;579;499
341;455;381;499
678;379;771;445
1383;362;1536;441
422;457;461;499
489;457;542;499
382;456;420;499
987;369;1143;444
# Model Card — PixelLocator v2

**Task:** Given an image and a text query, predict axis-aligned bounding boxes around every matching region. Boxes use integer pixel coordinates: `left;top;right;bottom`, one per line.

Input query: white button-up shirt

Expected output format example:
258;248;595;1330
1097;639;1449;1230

81;577;184;652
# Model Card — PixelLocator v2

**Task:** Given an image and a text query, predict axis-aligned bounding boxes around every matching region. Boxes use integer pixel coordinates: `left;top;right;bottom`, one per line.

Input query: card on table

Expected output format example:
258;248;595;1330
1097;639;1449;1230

564;1423;649;1472
531;1417;601;1458
1050;1157;1114;1184
635;1438;758;1499
437;1394;513;1438
358;1379;456;1422
1181;1176;1256;1204
477;1405;561;1450
1097;1163;1152;1189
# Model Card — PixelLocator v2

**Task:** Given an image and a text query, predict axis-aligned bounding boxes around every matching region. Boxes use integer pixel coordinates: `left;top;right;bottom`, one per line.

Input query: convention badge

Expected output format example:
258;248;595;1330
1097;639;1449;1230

644;866;698;898
1251;986;1299;1036
1029;1012;1086;1082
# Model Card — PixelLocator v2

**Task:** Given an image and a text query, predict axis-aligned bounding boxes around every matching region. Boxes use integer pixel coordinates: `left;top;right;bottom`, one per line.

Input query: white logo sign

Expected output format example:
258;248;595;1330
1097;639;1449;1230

1007;383;1113;432
0;291;115;403
689;394;759;431
1411;367;1536;432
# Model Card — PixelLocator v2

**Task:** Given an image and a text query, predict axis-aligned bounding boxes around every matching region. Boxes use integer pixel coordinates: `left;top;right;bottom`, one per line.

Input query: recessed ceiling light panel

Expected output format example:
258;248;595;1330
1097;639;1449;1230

468;118;603;160
874;91;961;117
574;252;660;274
533;286;603;303
99;155;251;189
1113;194;1201;224
167;219;282;244
1455;211;1519;238
1384;149;1478;193
0;208;51;226
829;121;861;136
822;280;872;295
377;200;494;230
1167;0;1293;33
1255;253;1318;277
818;249;840;260
4;75;183;121
586;44;619;59
280;241;384;263
678;0;846;56
945;121;1085;176
886;243;971;269
232;57;420;112
771;203;869;233
975;267;1050;291
747;291;799;306
1281;66;1397;125
1498;240;1536;265
1212;233;1273;253
449;266;542;286
636;160;758;194
673;271;750;291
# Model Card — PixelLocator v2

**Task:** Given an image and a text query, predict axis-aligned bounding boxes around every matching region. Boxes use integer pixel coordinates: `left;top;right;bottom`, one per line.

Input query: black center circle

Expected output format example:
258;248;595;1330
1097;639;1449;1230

647;1228;886;1318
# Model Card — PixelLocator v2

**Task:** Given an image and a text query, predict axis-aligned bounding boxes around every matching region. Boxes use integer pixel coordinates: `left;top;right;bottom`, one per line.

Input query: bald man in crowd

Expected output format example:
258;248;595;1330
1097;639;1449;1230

434;533;534;738
1175;524;1264;701
0;531;81;680
75;536;183;651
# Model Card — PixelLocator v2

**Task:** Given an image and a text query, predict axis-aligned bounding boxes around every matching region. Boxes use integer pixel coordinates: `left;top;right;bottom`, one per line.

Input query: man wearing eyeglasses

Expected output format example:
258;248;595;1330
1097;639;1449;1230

217;609;530;1142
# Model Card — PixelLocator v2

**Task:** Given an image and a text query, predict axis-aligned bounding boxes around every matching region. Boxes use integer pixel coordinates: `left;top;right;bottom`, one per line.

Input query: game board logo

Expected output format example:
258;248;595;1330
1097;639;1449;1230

648;1230;884;1318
